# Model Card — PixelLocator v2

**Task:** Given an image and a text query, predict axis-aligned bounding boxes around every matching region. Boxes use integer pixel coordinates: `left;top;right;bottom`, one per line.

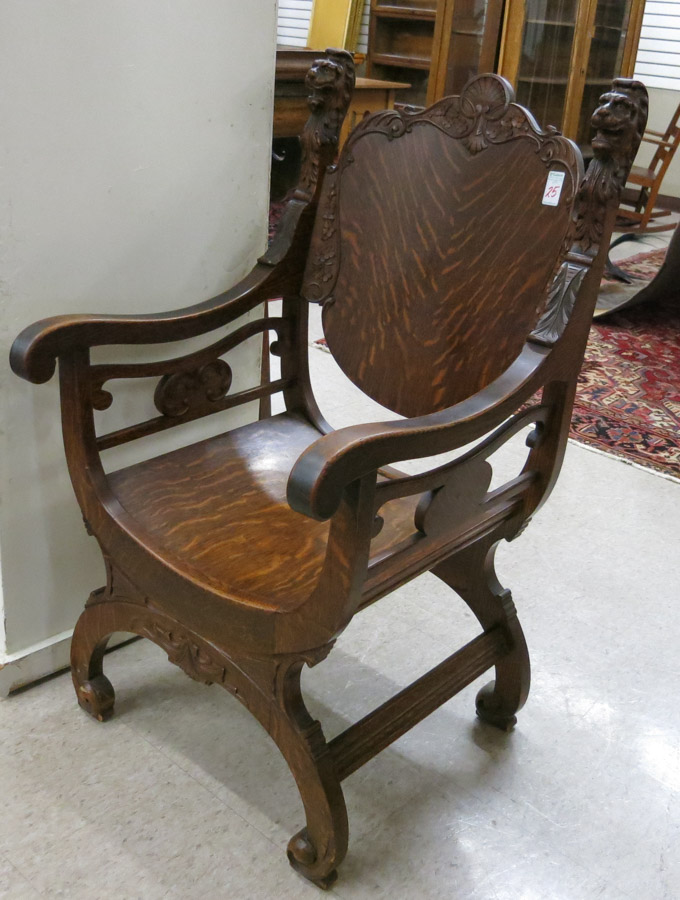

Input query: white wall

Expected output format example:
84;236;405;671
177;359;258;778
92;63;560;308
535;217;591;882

633;86;680;198
0;1;277;691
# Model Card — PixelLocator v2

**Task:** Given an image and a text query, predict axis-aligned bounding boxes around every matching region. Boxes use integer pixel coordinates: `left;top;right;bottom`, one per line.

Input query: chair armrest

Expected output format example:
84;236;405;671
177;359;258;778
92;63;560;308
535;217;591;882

288;343;550;521
10;260;292;385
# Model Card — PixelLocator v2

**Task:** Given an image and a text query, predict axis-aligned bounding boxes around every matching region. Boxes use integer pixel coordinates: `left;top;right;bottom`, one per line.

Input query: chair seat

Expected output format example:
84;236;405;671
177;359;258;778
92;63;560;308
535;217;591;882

627;164;655;186
108;412;419;613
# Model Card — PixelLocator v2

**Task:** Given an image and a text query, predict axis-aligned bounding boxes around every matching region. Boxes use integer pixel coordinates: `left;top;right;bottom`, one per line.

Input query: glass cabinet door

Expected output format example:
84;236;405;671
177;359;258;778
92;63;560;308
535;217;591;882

500;0;642;150
512;0;580;133
574;0;635;147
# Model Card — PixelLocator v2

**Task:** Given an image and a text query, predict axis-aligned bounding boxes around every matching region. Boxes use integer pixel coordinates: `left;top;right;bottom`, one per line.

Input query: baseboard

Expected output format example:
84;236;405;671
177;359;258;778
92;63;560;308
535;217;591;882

0;631;131;698
620;187;680;213
654;193;680;213
0;631;74;698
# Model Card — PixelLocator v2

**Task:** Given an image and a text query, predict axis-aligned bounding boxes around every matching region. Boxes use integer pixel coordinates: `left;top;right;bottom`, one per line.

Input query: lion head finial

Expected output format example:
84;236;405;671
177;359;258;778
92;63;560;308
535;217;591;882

590;79;648;176
572;78;648;255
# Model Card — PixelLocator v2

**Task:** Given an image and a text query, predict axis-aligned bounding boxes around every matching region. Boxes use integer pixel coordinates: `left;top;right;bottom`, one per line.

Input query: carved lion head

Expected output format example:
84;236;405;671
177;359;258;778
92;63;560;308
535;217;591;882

590;79;648;164
305;50;355;116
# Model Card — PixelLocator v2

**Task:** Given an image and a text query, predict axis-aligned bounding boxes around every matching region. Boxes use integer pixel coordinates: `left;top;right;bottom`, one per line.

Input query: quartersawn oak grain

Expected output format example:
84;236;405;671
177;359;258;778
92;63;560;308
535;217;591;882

10;58;647;888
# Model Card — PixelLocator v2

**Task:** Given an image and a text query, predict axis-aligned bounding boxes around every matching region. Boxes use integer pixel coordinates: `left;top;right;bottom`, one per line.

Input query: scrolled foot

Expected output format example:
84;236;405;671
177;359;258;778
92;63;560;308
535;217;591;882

287;828;338;889
475;681;517;732
75;675;115;722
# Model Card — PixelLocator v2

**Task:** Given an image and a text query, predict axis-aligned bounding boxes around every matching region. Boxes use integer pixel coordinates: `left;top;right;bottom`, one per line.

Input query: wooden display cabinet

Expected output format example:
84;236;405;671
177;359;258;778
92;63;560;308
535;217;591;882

366;0;643;133
499;0;645;150
366;0;515;108
367;1;439;107
430;0;505;100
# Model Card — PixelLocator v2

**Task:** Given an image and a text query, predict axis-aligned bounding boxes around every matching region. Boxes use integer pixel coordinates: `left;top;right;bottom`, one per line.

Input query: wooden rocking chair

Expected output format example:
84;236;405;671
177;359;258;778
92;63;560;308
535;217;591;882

616;96;680;235
10;54;647;888
605;96;679;285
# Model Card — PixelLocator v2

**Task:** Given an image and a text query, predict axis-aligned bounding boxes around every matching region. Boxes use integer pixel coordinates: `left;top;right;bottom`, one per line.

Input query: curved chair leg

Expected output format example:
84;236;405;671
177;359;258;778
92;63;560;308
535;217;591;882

70;599;347;887
71;600;116;722
251;656;348;889
433;540;530;731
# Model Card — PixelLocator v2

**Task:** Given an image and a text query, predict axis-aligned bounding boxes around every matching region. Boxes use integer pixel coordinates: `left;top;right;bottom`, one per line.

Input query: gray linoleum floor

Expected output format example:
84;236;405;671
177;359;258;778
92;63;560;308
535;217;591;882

2;276;679;899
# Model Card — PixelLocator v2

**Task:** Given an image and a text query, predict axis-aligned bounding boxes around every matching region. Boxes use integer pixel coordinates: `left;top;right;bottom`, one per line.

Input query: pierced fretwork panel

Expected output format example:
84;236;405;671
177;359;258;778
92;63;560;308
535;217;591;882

90;316;292;456
368;406;549;569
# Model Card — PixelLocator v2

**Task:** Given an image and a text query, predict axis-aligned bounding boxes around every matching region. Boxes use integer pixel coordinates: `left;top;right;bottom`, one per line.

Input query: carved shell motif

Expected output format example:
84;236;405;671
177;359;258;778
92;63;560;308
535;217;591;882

342;73;577;170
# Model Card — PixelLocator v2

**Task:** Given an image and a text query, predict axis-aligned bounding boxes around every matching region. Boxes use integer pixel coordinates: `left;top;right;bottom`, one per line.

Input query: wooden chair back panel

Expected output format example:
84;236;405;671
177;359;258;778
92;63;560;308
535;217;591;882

305;77;581;417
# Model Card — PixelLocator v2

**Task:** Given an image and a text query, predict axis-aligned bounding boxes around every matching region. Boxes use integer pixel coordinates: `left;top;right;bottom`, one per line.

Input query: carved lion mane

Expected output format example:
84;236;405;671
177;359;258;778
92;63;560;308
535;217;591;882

591;79;648;174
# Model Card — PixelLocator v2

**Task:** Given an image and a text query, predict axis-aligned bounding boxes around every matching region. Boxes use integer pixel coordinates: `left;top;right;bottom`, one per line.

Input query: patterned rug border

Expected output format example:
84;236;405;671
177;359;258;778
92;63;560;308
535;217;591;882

567;437;680;484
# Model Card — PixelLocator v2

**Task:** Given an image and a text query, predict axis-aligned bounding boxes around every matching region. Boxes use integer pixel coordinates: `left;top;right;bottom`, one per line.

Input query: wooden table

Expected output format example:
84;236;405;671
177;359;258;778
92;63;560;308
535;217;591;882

274;48;409;146
339;77;411;146
595;228;680;316
272;48;409;198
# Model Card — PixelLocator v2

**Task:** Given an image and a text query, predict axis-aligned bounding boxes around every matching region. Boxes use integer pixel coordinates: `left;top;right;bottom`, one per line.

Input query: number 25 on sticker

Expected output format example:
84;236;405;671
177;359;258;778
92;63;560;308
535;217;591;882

542;170;565;207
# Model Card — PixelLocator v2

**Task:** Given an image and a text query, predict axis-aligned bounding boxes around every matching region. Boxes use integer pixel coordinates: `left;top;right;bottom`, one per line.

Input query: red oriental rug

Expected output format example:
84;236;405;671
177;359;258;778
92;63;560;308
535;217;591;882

571;248;679;480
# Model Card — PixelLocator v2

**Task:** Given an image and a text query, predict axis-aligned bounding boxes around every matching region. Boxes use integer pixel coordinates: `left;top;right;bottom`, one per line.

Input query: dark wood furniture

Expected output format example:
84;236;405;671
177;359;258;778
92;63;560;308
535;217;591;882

338;75;411;145
367;0;505;107
366;0;644;127
273;47;408;198
596;218;680;317
274;48;322;139
599;98;680;300
616;97;680;235
275;47;406;141
10;53;646;888
499;0;645;152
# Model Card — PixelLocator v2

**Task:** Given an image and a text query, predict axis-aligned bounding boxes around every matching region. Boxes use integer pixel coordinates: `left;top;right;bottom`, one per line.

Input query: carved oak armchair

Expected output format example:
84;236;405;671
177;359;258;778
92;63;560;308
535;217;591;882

10;52;646;889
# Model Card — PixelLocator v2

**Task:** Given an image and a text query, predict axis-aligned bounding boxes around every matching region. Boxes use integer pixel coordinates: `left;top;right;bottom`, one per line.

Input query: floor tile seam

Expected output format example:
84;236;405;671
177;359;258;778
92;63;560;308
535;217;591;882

510;797;641;900
112;723;346;898
117;717;292;855
0;848;44;897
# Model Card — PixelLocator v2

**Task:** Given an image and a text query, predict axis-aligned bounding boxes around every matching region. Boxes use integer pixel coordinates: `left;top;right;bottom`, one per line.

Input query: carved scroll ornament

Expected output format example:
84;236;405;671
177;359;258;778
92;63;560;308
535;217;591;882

303;73;581;305
343;74;581;174
131;619;229;685
154;359;232;417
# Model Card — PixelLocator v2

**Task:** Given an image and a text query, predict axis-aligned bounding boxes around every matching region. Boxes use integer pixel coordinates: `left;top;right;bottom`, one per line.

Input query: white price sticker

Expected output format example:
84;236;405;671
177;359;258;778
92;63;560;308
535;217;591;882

542;170;565;206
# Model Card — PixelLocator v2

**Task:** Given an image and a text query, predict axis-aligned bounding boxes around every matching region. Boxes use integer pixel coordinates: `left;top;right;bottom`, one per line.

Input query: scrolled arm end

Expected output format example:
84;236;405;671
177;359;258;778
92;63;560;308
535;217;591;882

10;316;73;383
8;261;286;385
287;426;372;521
